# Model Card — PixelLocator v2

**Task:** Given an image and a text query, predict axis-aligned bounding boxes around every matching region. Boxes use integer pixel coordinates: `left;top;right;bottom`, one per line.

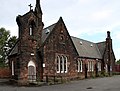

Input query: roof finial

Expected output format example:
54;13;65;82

107;31;111;38
28;4;33;11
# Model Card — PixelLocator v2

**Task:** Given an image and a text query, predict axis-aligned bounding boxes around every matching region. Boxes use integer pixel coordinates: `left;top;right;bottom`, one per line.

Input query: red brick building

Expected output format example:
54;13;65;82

8;0;115;85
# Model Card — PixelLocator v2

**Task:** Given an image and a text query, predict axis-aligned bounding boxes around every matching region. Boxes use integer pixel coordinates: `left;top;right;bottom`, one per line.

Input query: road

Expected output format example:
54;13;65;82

0;75;120;91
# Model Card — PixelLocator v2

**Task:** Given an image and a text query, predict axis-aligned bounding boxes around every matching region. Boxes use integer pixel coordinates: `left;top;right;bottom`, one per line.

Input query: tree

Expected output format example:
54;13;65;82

7;36;17;53
116;59;120;64
0;28;17;67
0;28;10;67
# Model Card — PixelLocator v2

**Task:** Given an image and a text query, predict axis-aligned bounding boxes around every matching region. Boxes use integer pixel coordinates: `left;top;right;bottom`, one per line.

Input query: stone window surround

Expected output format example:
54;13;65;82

12;61;14;76
29;25;33;36
88;60;94;72
97;61;101;71
56;54;68;73
77;59;83;72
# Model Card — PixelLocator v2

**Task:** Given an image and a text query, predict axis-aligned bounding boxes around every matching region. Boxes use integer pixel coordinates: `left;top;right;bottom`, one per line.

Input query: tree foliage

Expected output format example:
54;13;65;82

116;59;120;64
0;28;17;67
7;36;17;52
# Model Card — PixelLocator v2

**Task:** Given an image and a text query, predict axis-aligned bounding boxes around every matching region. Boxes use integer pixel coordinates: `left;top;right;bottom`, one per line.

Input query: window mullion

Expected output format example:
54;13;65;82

59;57;60;73
65;57;67;73
62;56;64;73
81;61;82;72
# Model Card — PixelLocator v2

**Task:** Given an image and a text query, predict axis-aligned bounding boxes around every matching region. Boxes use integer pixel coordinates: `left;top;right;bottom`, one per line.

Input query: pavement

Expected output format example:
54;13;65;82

0;75;120;91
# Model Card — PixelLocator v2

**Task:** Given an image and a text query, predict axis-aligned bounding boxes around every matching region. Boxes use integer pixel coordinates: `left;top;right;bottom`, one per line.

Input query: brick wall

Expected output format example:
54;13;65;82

114;65;120;72
0;68;10;78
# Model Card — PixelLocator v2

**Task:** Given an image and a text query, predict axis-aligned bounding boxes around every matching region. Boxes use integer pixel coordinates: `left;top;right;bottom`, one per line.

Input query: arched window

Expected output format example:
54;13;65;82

91;61;94;72
12;61;14;76
77;59;83;72
60;56;64;73
97;61;101;71
57;56;60;73
59;34;65;43
88;60;94;72
64;56;68;73
88;61;90;72
56;55;68;73
29;25;33;36
90;61;92;71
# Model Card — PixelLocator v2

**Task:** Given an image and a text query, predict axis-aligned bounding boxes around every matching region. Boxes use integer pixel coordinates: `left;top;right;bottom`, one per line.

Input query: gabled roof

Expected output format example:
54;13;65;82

41;20;103;59
96;42;106;57
9;17;106;60
41;17;64;44
8;40;19;56
42;23;56;43
71;36;102;59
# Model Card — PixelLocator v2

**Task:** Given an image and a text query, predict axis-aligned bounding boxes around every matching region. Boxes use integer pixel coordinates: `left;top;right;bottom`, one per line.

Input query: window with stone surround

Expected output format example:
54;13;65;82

91;61;94;71
29;25;33;36
97;61;101;71
88;60;94;72
56;55;68;73
12;61;14;76
77;59;83;72
88;61;90;71
59;34;65;44
57;56;60;73
64;56;68;73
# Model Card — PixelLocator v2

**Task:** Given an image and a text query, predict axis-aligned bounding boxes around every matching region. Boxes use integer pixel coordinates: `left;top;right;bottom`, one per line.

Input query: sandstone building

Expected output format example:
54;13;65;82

8;0;115;85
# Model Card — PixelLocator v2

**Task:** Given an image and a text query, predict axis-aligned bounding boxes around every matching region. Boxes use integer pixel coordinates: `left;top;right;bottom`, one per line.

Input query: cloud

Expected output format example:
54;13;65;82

115;33;120;40
114;48;120;60
0;25;18;37
78;0;91;4
0;0;120;60
91;10;113;21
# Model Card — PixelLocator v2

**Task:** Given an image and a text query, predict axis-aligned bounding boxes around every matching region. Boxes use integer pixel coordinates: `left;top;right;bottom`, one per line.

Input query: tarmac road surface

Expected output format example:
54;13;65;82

0;75;120;91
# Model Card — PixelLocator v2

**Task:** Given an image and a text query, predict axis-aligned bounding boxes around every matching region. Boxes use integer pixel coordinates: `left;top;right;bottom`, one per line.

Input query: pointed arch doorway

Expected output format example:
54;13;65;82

28;61;36;82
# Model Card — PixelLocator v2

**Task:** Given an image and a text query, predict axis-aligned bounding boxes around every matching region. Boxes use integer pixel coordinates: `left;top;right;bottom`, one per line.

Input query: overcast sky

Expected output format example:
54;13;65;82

0;0;120;60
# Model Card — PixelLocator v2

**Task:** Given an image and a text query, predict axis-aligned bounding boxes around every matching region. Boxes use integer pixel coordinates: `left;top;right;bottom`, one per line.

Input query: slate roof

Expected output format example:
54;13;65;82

42;23;56;43
8;40;19;56
71;36;102;59
96;42;106;57
41;22;104;59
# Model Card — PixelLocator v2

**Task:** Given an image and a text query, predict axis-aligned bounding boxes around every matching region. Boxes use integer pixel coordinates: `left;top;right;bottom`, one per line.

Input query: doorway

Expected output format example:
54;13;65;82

28;61;36;82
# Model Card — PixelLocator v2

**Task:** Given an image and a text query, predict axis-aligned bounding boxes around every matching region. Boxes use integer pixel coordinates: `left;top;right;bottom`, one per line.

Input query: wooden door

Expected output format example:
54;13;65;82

28;66;36;82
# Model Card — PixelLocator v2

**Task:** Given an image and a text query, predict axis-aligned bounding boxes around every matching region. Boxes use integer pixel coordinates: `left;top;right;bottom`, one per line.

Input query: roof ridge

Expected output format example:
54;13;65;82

96;41;105;44
8;39;19;56
71;36;95;44
43;23;56;30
